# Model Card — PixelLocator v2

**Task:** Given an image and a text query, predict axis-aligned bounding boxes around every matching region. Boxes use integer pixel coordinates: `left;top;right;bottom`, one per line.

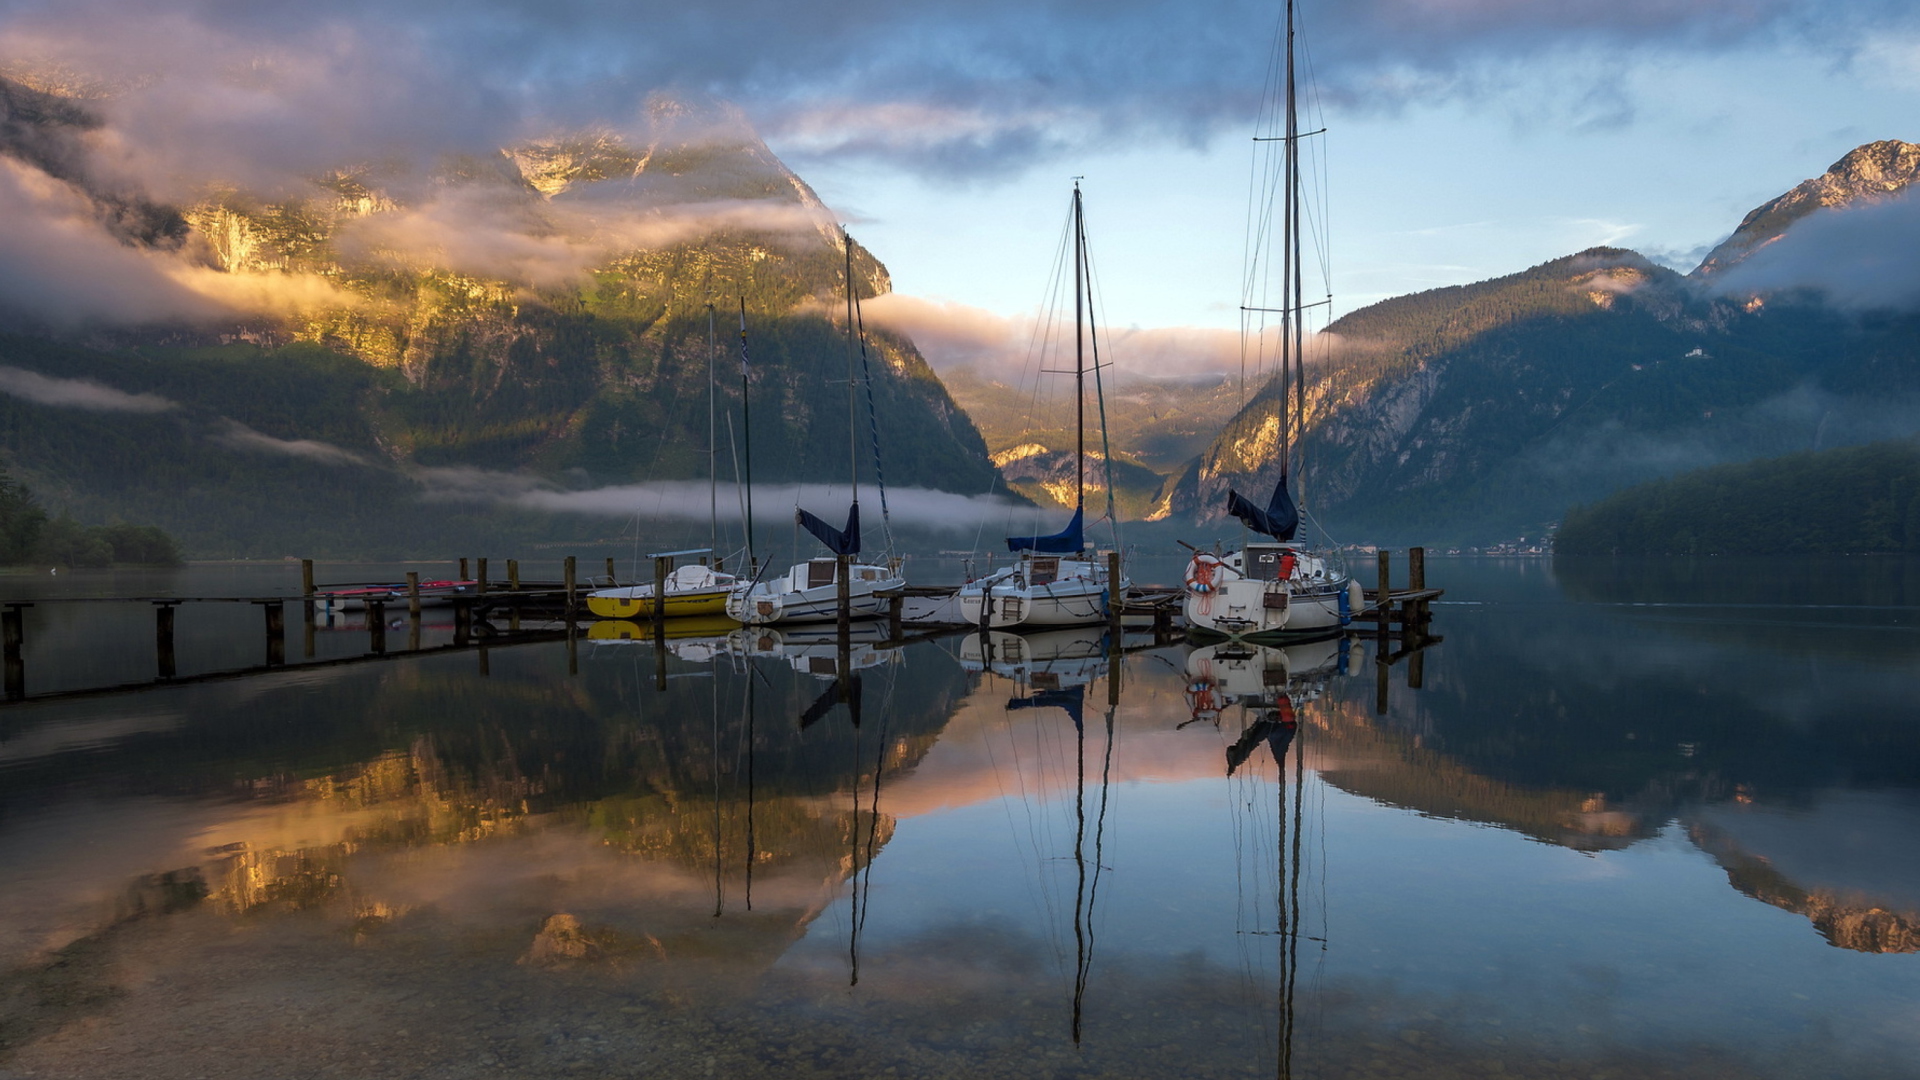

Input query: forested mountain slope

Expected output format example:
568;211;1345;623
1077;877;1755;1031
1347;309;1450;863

1169;139;1920;545
0;80;997;555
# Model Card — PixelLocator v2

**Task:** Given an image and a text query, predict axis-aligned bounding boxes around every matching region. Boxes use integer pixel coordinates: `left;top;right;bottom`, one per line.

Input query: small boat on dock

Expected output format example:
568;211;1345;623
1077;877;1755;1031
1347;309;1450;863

313;579;476;613
586;549;736;620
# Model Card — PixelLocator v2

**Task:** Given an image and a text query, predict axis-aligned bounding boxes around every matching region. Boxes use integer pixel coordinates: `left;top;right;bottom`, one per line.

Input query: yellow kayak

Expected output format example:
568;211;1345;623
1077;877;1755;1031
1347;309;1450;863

588;613;740;641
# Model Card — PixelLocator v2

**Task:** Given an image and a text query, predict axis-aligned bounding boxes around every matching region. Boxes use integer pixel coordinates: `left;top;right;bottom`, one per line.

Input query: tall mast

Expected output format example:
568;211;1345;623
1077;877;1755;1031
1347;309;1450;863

1279;0;1297;481
844;231;860;501
738;298;756;569
1073;183;1087;516
707;303;717;559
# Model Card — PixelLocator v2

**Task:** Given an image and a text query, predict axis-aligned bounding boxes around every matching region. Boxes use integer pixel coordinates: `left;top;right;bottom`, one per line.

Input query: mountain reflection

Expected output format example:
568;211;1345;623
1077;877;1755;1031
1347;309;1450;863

1;560;1918;1078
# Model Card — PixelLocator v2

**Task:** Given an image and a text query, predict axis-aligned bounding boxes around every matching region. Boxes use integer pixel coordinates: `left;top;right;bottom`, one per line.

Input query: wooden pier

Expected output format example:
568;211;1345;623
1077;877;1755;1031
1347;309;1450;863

0;548;1442;707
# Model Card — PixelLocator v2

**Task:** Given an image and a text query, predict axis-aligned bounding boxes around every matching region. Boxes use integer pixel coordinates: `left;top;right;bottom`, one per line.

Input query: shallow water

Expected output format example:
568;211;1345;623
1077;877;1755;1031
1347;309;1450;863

0;556;1915;1079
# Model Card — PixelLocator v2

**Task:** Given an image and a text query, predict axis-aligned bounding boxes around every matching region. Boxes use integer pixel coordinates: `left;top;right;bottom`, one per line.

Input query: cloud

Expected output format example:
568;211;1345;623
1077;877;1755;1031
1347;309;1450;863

413;468;1020;532
863;293;1241;380
337;185;833;291
1711;187;1920;309
0;364;175;412
0;155;358;325
214;421;369;465
3;0;1912;187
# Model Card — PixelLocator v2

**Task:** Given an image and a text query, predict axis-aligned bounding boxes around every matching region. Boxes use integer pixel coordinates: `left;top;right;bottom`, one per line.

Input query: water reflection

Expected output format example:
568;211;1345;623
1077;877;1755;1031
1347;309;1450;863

0;560;1916;1078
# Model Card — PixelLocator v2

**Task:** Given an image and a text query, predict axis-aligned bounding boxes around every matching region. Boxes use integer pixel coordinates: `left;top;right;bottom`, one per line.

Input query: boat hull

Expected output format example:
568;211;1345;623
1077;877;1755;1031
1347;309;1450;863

585;588;732;620
1182;548;1360;642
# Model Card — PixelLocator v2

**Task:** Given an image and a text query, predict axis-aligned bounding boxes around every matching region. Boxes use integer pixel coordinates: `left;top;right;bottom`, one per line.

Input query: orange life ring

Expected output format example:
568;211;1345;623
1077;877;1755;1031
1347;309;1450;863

1185;553;1225;593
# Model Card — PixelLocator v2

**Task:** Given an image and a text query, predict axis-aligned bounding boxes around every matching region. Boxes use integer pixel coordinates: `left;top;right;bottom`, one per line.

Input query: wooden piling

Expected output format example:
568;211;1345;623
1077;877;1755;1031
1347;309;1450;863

836;553;852;638
155;603;177;680
507;560;520;591
1375;550;1391;630
887;592;903;641
563;557;577;609
300;559;316;632
477;558;489;596
406;572;422;618
368;600;387;655
453;600;471;647
607;557;617;587
301;559;315;598
261;601;285;667
1408;547;1426;592
2;604;23;700
460;558;470;581
653;555;670;638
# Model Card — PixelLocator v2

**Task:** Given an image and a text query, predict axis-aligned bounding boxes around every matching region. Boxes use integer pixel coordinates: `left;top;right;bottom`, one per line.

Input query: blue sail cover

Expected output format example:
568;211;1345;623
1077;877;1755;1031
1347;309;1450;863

1006;684;1086;731
1007;506;1085;554
1226;475;1299;541
796;502;861;556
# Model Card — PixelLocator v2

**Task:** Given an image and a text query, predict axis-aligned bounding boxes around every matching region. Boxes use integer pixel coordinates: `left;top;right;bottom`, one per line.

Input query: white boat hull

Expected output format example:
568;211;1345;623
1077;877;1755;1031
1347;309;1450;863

1182;545;1360;641
726;558;904;625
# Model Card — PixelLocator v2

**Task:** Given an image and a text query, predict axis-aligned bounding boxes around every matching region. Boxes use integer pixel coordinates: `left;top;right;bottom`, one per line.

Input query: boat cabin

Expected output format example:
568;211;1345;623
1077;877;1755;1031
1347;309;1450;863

1244;543;1299;582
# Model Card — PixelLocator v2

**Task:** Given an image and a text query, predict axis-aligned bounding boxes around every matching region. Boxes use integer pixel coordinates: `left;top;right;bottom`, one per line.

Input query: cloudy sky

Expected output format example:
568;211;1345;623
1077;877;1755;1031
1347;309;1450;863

3;0;1919;346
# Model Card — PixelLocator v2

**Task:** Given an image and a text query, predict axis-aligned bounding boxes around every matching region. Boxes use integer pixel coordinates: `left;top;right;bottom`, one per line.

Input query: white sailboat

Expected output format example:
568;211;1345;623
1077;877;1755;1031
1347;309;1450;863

726;232;904;626
959;183;1127;630
1183;0;1358;642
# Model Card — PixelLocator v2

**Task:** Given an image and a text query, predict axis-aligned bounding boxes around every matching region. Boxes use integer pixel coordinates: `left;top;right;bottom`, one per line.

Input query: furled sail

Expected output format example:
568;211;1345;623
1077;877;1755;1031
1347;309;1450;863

1226;476;1299;542
796;503;861;556
1007;507;1085;554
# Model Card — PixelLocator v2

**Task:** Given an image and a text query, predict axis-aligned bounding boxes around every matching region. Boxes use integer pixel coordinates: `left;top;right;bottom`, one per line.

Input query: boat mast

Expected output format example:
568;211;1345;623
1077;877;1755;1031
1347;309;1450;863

738;298;756;570
1073;183;1087;520
708;303;718;561
1279;0;1297;481
844;231;861;506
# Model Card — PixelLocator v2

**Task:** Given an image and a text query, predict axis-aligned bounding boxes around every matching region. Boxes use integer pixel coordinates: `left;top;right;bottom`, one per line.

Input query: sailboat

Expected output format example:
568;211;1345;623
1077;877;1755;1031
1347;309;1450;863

725;233;905;625
588;307;739;620
959;183;1127;629
1183;0;1361;642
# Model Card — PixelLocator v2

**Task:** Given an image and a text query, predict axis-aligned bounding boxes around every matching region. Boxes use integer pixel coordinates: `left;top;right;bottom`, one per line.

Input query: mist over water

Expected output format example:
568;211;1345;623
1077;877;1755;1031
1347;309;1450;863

0;556;1915;1078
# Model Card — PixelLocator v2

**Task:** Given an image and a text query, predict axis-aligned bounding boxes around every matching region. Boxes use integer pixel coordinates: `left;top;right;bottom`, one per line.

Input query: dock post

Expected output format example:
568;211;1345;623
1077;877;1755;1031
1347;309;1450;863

836;554;851;639
1107;551;1123;637
653;555;669;638
477;558;489;596
606;557;617;587
1408;547;1425;592
2;603;24;700
887;592;903;641
564;557;577;610
301;559;316;631
261;601;285;667
460;558;470;581
1375;550;1391;632
406;572;421;619
507;560;520;592
453;599;471;648
155;602;178;680
368;600;387;655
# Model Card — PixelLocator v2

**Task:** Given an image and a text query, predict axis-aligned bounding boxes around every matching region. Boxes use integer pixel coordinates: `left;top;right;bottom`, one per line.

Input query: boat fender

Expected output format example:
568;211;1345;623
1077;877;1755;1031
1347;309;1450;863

1343;580;1364;623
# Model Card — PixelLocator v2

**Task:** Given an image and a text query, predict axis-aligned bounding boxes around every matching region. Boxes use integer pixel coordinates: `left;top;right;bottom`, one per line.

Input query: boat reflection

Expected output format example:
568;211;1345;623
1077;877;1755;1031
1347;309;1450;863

960;626;1111;689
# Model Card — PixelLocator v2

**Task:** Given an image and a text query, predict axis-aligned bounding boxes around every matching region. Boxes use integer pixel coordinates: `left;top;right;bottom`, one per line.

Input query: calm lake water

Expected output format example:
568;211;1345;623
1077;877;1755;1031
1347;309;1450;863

0;556;1915;1079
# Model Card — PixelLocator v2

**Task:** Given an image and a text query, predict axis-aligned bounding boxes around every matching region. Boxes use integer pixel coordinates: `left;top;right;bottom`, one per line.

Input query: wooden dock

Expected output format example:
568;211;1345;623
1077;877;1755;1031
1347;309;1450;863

0;548;1443;707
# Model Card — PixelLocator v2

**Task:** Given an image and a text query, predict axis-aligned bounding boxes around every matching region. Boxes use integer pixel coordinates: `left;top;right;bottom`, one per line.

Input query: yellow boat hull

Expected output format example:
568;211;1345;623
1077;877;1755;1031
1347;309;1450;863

586;588;732;620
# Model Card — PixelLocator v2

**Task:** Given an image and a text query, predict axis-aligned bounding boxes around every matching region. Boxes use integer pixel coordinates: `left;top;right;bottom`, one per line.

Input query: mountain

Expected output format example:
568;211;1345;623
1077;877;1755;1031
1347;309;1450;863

1170;140;1920;545
0;82;999;556
943;365;1241;518
1693;140;1920;279
1552;437;1920;555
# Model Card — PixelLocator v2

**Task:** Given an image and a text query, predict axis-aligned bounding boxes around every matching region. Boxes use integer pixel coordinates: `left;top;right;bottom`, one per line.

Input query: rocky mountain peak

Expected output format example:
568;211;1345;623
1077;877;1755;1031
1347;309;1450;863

1692;138;1920;278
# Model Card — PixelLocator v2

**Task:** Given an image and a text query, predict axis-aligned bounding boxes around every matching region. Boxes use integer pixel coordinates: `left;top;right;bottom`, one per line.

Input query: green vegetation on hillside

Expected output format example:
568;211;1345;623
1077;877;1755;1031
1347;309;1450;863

0;461;180;566
1553;439;1920;555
